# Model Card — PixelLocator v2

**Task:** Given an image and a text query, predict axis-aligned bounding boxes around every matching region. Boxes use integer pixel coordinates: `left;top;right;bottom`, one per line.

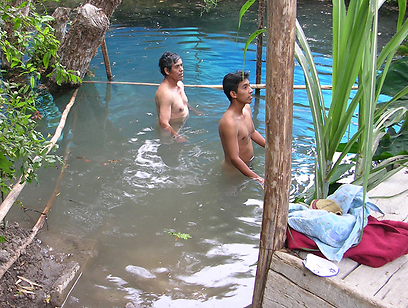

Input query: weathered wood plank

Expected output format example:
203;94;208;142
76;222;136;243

264;251;391;308
344;255;408;306
264;269;335;307
375;255;408;307
368;169;408;222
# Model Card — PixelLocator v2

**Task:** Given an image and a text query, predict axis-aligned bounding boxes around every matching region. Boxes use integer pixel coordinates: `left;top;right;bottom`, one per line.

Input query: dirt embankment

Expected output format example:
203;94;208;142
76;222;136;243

0;222;72;308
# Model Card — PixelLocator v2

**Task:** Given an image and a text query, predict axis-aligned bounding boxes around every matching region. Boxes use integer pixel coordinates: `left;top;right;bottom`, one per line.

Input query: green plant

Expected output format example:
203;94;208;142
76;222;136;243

240;0;408;201
199;0;219;16
1;0;81;85
0;0;76;196
166;229;192;241
296;0;408;200
0;79;60;195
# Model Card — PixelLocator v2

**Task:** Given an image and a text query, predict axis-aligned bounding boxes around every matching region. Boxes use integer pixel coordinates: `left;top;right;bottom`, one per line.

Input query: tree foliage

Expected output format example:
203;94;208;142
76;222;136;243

0;0;77;196
240;0;408;201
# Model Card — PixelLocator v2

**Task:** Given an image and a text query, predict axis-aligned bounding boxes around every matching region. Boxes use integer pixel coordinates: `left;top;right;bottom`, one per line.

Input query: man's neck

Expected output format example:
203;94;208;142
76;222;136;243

164;76;179;88
229;100;246;115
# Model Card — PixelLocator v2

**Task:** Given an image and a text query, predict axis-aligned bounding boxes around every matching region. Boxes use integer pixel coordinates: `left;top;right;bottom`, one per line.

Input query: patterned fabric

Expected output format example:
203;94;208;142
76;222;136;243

288;184;383;262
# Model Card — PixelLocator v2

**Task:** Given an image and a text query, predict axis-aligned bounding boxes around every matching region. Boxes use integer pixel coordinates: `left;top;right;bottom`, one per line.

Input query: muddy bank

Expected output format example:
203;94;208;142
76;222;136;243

0;223;84;307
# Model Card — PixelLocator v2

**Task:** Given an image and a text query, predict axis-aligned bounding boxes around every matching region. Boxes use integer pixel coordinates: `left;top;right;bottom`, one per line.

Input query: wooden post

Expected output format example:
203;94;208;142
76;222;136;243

251;0;296;305
255;0;265;96
101;38;113;81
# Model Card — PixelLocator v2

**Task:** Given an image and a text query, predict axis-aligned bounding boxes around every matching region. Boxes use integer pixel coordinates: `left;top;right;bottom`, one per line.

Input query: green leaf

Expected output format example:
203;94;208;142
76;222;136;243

238;0;257;29
166;229;192;240
43;51;51;68
380;56;408;99
242;29;266;74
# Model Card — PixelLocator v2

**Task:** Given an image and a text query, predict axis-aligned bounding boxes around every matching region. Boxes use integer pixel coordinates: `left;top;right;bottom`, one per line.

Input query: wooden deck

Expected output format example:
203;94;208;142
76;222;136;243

263;169;408;307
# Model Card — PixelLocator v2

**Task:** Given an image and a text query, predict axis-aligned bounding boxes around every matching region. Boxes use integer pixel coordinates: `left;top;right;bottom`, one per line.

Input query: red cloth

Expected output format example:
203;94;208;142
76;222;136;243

286;216;408;268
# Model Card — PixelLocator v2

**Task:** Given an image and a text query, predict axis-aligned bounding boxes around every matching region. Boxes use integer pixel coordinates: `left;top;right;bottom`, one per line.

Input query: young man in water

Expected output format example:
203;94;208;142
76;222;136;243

155;51;189;143
218;71;265;187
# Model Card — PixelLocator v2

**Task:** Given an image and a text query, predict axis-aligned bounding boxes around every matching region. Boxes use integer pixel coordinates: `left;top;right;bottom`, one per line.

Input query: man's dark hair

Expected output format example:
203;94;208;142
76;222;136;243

158;51;181;76
222;71;250;101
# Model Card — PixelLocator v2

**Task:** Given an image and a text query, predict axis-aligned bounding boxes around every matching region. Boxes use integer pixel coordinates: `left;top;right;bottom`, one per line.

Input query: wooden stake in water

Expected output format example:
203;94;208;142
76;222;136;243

101;38;113;81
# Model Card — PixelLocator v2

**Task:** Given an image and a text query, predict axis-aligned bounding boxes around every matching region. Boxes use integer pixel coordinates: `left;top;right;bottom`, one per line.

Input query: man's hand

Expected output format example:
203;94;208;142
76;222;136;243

189;104;204;116
174;134;188;143
253;176;264;188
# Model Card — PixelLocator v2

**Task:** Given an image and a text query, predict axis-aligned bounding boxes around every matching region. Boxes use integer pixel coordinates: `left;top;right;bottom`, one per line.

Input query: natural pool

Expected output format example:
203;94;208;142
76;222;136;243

9;1;399;307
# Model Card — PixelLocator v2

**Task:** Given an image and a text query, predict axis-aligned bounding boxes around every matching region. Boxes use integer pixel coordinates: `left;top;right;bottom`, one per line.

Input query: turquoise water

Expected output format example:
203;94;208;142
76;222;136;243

21;25;323;307
12;1;398;307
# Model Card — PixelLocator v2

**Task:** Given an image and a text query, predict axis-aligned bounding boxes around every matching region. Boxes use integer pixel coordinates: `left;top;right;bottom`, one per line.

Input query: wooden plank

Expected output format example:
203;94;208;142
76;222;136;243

343;255;408;306
375;255;408;307
368;169;408;222
336;258;360;279
264;270;335;307
264;251;391;308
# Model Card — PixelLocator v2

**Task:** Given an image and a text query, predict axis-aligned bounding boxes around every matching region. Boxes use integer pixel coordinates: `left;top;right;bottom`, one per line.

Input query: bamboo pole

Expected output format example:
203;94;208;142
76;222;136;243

0;88;78;222
0;88;78;279
251;0;296;305
82;80;353;90
255;0;265;95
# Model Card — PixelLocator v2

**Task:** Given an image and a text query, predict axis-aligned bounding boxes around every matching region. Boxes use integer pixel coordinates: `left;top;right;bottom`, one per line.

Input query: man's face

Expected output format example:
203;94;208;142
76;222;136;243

167;58;184;81
234;79;253;104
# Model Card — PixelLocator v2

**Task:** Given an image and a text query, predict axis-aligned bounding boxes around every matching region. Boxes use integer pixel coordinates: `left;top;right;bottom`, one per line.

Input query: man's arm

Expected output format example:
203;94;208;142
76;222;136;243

187;103;204;116
219;119;264;186
251;130;265;148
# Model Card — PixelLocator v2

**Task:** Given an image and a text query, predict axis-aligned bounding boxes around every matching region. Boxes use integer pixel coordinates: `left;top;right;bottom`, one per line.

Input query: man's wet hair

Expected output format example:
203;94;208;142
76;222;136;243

159;51;181;76
222;71;250;101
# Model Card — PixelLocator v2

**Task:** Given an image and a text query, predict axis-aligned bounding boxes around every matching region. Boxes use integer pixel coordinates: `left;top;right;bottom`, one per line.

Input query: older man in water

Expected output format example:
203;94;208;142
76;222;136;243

218;71;265;187
155;51;190;143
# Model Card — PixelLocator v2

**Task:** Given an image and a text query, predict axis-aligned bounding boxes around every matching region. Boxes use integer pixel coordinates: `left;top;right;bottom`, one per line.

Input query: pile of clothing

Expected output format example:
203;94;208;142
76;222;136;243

287;184;408;267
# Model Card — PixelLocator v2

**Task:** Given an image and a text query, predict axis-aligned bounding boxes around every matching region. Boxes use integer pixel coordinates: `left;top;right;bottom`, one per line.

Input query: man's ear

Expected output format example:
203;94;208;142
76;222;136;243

230;90;237;99
164;67;170;76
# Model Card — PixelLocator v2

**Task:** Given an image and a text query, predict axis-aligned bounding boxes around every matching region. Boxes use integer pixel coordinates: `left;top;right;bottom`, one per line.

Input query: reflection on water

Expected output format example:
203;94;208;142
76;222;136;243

12;1;399;307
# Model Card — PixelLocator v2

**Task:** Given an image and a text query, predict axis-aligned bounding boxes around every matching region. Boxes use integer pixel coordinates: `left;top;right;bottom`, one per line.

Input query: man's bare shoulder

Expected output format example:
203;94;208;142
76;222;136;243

155;82;173;104
176;80;185;89
219;109;237;131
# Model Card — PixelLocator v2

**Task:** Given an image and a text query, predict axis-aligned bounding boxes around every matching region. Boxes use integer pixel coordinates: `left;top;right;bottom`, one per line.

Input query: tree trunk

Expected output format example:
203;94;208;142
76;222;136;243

88;0;122;18
49;3;110;90
48;0;122;91
50;7;71;42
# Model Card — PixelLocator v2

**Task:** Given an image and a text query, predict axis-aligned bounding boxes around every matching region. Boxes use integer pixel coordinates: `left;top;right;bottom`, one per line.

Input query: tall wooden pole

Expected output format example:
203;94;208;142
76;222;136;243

251;0;296;305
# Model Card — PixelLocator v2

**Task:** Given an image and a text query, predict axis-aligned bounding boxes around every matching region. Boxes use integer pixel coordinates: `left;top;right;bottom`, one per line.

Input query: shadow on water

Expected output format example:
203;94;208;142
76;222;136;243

14;0;400;307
